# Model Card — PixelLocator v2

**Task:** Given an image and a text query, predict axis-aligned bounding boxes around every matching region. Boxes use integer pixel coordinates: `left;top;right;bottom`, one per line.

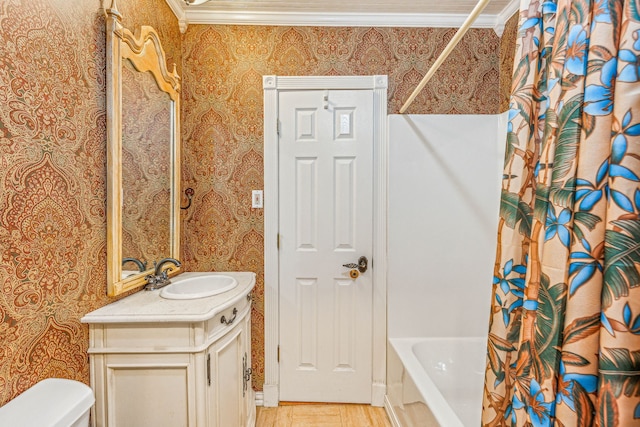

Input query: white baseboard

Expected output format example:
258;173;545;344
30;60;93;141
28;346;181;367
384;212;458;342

262;384;280;407
255;391;264;406
384;395;401;427
256;390;386;407
372;382;386;407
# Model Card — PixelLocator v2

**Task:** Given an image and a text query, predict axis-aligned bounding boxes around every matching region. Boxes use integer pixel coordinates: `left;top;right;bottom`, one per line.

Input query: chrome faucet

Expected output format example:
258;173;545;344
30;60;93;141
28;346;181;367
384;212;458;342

144;257;181;290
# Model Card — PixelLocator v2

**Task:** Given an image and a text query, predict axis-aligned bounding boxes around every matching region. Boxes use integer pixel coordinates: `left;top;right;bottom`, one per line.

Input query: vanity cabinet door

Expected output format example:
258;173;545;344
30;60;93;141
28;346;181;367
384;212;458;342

94;352;195;427
206;322;244;427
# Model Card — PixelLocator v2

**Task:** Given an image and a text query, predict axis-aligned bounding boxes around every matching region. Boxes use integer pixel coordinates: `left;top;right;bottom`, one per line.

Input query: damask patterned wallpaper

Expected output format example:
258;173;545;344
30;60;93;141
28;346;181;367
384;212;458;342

0;0;180;405
0;0;517;404
500;13;519;112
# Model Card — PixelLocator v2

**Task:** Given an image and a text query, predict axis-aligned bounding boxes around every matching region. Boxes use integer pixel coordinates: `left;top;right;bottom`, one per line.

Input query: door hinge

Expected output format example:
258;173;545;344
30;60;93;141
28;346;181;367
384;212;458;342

277;119;281;137
277;345;280;363
277;233;280;250
206;353;211;386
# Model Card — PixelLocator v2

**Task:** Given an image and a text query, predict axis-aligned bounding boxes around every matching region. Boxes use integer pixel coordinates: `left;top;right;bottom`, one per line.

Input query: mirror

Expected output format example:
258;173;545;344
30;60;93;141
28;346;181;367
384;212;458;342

121;60;173;274
106;2;181;296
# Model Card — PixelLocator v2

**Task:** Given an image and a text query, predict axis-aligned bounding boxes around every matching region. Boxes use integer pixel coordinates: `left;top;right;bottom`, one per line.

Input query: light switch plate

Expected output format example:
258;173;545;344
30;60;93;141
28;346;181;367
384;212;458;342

252;190;263;208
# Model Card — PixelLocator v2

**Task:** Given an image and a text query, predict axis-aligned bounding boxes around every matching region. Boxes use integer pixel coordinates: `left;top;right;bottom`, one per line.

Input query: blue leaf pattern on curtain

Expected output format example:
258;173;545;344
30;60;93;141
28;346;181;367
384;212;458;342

482;0;640;425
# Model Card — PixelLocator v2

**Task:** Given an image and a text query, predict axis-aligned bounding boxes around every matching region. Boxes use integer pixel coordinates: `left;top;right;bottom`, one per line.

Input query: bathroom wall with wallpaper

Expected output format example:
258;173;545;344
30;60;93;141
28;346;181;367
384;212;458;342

0;0;181;405
0;0;517;405
500;12;519;112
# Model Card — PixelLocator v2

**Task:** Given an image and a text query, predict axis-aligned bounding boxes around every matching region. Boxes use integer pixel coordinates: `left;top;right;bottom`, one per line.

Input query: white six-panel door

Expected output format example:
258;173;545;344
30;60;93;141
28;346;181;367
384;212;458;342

278;89;374;403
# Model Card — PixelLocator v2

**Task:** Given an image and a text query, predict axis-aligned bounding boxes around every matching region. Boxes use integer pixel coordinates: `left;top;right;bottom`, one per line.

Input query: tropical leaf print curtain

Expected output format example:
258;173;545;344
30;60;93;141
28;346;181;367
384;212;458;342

483;0;640;425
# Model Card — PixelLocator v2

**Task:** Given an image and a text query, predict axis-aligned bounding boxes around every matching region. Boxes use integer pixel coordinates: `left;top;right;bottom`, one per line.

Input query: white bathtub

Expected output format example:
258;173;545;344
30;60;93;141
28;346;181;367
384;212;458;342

385;337;487;427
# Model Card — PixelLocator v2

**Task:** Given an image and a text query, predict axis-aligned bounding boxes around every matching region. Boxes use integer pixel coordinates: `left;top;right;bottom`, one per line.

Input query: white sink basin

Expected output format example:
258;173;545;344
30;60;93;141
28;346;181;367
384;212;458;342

160;273;238;300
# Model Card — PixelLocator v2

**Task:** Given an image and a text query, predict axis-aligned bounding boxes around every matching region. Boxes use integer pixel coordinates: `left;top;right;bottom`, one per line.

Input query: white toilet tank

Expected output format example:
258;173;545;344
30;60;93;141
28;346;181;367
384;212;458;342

0;378;94;427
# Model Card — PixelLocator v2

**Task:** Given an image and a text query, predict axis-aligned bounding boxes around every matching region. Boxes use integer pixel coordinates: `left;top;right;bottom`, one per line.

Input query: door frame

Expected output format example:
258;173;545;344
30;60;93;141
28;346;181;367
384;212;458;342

262;75;388;407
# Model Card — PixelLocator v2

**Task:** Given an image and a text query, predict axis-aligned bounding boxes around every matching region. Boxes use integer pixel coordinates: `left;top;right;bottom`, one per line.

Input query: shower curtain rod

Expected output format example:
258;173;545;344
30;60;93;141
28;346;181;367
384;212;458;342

399;0;492;114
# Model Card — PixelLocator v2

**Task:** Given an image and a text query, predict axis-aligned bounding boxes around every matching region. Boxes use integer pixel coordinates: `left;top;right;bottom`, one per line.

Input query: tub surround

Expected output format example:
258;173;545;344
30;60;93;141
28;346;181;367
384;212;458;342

385;113;507;424
387;114;507;339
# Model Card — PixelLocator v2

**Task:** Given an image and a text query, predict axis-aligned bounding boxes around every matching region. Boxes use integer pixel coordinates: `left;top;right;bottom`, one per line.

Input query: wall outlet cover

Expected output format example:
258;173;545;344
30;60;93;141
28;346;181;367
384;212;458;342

252;190;263;208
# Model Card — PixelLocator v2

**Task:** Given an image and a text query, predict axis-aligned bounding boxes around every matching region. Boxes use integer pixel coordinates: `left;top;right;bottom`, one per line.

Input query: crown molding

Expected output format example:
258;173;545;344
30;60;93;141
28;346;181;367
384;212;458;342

494;0;520;36
165;0;188;32
185;10;501;29
499;0;521;22
165;0;520;35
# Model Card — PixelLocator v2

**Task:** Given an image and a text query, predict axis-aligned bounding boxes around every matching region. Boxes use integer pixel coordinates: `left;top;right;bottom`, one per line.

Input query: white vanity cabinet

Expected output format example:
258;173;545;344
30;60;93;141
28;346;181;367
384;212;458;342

82;272;256;427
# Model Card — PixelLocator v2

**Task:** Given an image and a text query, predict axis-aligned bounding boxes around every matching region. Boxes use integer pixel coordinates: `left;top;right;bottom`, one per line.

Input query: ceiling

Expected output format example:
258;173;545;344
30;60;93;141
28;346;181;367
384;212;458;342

165;0;520;34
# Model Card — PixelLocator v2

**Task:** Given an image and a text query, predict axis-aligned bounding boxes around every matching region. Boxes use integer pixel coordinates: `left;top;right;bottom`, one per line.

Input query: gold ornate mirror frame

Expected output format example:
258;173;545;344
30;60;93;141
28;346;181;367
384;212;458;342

106;1;181;296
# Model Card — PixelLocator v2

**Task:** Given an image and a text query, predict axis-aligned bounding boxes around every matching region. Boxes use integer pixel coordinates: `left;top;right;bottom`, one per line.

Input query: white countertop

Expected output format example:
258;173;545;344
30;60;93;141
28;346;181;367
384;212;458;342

81;272;256;324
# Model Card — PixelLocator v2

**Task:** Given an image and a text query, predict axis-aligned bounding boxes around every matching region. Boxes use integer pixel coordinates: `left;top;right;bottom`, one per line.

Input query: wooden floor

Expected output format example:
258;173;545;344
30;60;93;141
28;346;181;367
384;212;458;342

256;403;392;427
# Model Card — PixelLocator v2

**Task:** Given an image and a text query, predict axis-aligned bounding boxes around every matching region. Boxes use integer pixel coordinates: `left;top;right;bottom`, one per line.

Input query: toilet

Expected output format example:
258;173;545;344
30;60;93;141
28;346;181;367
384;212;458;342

0;378;94;427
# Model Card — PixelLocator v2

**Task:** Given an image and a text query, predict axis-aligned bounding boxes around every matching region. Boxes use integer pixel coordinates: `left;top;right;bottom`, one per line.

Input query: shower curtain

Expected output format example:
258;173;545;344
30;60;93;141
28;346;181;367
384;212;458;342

482;0;640;426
